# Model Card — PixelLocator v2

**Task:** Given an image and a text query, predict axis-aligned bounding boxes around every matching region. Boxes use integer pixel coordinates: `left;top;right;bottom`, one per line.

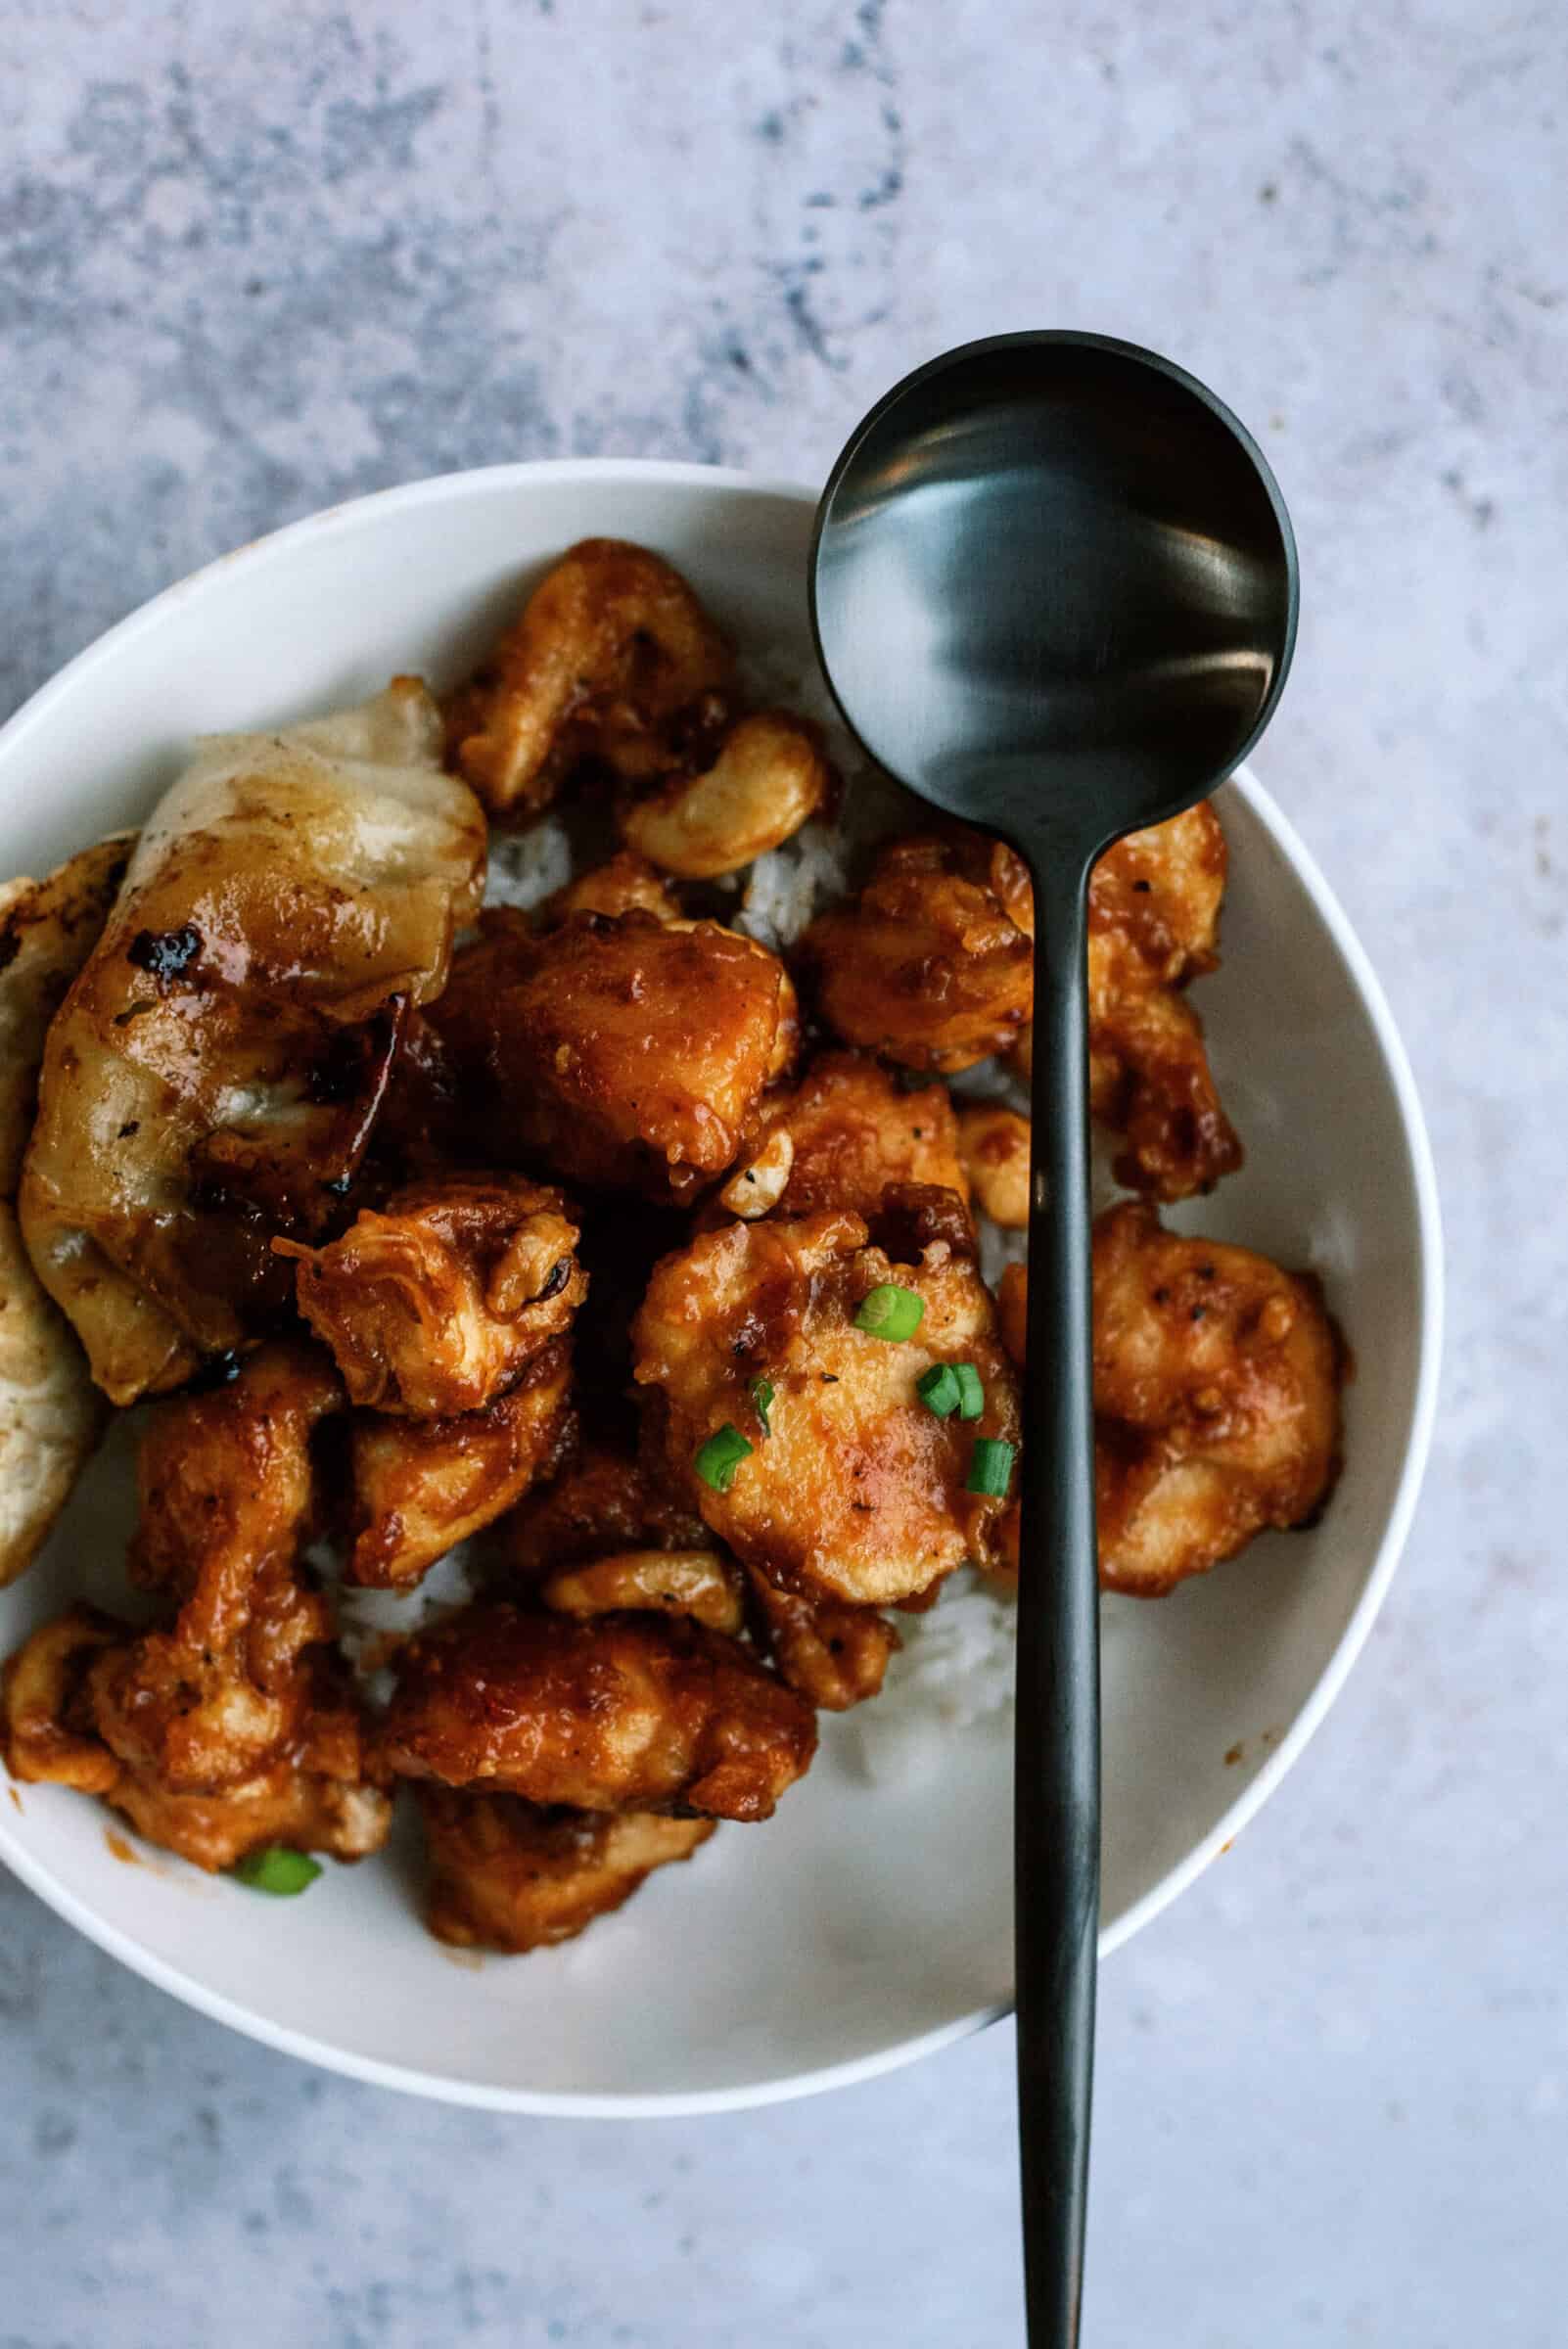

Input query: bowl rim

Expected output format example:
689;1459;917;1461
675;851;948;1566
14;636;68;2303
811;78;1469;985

0;458;1443;2116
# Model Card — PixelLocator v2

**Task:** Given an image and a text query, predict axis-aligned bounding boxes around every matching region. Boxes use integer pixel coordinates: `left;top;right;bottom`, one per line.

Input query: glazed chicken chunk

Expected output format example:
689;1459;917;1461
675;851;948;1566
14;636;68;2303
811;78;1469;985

803;831;1034;1073
447;537;735;815
416;1791;715;1954
378;1601;816;1822
633;1209;1021;1606
428;906;797;1200
1009;803;1240;1200
2;1604;389;1873
3;1345;391;1871
278;1174;585;1417
716;1053;969;1225
345;1340;576;1587
1091;1202;1342;1593
102;1343;346;1790
501;1441;710;1581
999;1209;1343;1594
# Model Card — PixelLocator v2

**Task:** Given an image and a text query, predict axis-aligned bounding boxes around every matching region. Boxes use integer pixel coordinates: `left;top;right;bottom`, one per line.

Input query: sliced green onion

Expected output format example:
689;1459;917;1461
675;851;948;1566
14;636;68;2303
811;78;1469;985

695;1423;754;1493
917;1363;961;1418
749;1377;774;1436
231;1846;322;1897
953;1362;986;1421
853;1284;925;1342
966;1437;1016;1498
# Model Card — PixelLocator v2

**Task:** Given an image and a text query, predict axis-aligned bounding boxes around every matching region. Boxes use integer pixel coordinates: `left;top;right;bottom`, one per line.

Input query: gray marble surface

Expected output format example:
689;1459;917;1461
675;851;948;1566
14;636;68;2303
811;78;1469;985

2;4;1565;2342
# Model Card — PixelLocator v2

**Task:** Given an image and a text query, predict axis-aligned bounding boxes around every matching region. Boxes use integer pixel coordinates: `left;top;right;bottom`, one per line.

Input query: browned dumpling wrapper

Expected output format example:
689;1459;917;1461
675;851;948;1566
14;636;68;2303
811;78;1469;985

0;840;131;1582
20;684;485;1404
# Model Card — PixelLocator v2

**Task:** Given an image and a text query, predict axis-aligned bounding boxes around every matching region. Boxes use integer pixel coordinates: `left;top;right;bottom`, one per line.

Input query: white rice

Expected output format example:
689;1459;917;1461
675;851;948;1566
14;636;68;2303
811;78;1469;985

848;1572;1018;1787
484;813;575;911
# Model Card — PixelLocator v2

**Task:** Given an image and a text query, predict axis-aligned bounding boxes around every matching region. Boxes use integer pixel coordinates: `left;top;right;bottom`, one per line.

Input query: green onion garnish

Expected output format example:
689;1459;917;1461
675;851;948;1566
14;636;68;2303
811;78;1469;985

917;1363;961;1418
953;1362;986;1421
966;1437;1016;1498
231;1846;322;1897
749;1377;774;1436
853;1284;925;1342
695;1423;754;1493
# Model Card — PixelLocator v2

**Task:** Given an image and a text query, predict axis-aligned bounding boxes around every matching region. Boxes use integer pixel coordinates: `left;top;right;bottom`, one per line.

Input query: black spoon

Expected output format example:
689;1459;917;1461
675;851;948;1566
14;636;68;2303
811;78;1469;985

808;332;1298;2346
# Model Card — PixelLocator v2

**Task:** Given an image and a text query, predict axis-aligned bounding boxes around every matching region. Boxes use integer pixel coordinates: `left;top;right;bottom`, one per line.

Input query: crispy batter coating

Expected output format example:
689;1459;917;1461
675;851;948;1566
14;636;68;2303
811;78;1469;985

802;831;1034;1073
429;907;798;1200
1088;986;1240;1204
500;1441;709;1581
448;538;735;814
746;1570;899;1711
417;1790;715;1953
620;711;831;879
1091;1203;1342;1593
632;1210;1021;1605
1084;804;1240;1199
278;1174;585;1417
956;1105;1031;1229
541;1548;745;1635
1;1604;123;1793
719;1053;969;1227
346;1341;576;1587
96;1344;345;1790
1;1602;390;1872
378;1600;816;1821
998;1210;1343;1594
538;851;680;926
20;684;485;1402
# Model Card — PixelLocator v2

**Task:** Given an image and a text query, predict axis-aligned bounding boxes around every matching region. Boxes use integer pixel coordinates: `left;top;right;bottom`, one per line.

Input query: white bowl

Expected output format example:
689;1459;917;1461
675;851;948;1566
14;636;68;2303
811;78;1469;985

0;462;1441;2114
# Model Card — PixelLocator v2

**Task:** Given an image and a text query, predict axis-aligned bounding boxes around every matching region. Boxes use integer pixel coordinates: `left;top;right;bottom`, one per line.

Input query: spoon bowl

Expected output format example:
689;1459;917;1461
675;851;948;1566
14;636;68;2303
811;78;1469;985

810;333;1299;2347
810;332;1298;854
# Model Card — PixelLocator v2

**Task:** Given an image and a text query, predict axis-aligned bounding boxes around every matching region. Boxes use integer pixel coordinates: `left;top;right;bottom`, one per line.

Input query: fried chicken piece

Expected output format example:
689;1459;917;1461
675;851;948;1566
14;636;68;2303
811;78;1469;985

537;850;681;926
1087;986;1241;1203
417;1790;715;1953
633;1210;1021;1606
1091;1202;1342;1593
1073;803;1239;1199
277;1174;585;1418
541;1548;745;1635
428;906;798;1201
802;831;1034;1073
346;1341;576;1587
745;1570;899;1711
997;1210;1343;1594
378;1600;815;1821
1;1604;123;1793
501;1441;709;1581
2;1603;391;1872
448;538;735;815
95;1344;344;1791
956;1105;1031;1229
715;1053;969;1227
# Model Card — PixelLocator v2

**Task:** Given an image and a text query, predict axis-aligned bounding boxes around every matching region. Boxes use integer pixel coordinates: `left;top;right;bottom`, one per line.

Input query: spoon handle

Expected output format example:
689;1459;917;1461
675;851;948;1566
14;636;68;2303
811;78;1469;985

1016;868;1101;2346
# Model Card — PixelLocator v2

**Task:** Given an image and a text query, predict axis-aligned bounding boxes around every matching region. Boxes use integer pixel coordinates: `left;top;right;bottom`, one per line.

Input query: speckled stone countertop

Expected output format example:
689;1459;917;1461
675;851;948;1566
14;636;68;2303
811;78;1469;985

3;5;1565;2343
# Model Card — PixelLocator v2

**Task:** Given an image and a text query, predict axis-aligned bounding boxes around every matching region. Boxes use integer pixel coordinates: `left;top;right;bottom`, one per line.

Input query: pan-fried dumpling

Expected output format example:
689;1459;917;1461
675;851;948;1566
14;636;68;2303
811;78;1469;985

0;840;130;1582
20;682;486;1405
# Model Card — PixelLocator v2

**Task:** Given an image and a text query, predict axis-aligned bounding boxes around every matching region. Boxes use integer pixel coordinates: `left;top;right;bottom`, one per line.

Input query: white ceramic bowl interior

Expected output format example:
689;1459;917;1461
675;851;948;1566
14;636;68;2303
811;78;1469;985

0;463;1441;2112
